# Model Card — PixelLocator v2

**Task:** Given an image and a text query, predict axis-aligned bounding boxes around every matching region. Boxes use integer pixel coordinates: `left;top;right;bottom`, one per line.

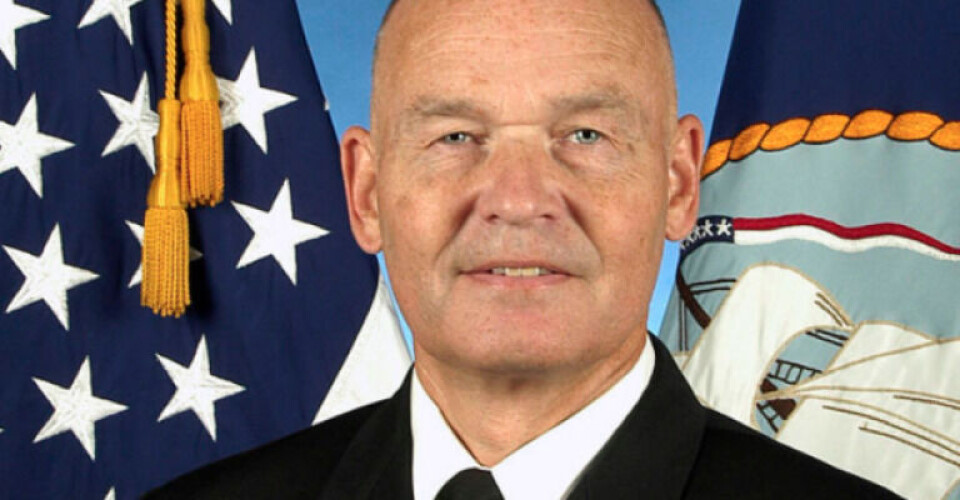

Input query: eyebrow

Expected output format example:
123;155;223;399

406;97;488;121
390;97;487;138
397;89;644;129
550;91;633;116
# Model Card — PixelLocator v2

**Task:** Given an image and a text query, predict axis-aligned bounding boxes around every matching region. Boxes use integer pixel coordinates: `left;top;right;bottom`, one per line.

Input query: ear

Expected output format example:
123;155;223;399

664;114;704;241
341;126;383;254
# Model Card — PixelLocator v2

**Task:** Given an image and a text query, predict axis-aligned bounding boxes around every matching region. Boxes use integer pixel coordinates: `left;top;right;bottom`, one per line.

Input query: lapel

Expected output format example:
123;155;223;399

319;336;706;500
568;335;707;500
320;372;414;500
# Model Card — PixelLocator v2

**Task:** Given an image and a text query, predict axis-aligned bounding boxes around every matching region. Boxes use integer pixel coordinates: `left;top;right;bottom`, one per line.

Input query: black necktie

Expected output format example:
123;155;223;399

435;468;504;500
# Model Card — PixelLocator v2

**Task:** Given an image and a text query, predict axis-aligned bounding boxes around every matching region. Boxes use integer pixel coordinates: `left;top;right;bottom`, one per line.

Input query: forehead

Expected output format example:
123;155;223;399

374;0;672;122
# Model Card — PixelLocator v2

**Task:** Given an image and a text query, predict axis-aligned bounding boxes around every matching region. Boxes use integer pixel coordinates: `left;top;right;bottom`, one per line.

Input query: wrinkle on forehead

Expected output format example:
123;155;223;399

408;26;643;54
378;1;672;66
383;2;668;63
372;0;676;140
399;89;646;126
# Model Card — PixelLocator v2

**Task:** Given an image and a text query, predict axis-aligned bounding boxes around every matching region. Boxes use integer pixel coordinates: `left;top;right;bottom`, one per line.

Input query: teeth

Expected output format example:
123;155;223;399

490;267;553;277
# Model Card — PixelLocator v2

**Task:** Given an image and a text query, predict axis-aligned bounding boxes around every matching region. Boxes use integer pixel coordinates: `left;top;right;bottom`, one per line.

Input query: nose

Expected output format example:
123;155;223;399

474;139;563;226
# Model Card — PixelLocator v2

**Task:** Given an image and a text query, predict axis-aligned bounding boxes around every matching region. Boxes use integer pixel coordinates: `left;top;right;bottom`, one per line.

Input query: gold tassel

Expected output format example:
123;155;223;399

142;99;190;317
179;0;224;207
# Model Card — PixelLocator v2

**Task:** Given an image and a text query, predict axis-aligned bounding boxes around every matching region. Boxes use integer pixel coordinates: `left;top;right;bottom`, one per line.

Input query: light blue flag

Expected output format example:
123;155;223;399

660;2;960;498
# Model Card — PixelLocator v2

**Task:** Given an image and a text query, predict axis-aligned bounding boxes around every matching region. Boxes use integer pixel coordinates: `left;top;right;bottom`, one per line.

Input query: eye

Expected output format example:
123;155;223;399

442;132;472;144
569;129;602;145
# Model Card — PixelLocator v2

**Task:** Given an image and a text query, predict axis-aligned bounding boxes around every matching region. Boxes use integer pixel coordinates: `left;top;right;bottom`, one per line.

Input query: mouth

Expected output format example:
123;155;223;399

488;266;556;277
462;262;572;287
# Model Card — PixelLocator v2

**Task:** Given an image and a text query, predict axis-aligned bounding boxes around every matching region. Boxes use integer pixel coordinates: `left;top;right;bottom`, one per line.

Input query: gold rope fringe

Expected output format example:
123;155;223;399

179;0;224;206
143;207;190;316
703;110;960;178
181;100;224;205
142;0;190;317
143;99;190;317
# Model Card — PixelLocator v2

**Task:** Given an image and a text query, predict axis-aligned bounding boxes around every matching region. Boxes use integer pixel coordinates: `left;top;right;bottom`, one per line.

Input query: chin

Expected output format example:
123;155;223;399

442;316;603;372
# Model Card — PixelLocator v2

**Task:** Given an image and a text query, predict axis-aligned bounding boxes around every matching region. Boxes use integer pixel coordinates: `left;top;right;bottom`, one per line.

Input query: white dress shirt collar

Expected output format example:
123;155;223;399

411;335;656;500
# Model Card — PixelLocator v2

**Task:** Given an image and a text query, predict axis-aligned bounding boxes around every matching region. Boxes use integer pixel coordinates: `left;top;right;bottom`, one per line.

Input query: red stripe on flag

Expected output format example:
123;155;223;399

735;214;960;255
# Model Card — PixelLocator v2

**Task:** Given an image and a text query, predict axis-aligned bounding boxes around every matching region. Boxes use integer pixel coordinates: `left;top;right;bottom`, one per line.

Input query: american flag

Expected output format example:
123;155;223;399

0;0;409;497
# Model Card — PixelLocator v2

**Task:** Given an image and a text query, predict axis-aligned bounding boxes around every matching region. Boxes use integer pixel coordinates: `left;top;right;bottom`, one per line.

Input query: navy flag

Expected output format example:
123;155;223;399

0;0;409;497
661;2;960;498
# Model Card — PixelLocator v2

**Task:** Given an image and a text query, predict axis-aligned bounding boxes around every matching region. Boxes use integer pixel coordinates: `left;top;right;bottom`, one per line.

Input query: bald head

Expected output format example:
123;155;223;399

370;0;677;140
376;0;669;42
374;0;669;52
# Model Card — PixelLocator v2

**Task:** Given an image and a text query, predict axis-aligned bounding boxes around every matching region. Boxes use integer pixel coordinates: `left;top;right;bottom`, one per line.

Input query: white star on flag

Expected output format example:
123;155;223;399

700;219;714;237
32;357;128;460
3;225;98;330
125;221;202;288
211;0;233;24
156;336;245;441
218;49;297;153
100;74;159;172
77;0;146;45
0;0;49;70
233;179;328;285
0;94;75;198
716;218;733;236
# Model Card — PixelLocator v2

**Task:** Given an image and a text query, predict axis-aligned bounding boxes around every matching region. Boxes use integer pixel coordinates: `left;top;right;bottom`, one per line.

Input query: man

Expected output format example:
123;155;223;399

149;0;897;498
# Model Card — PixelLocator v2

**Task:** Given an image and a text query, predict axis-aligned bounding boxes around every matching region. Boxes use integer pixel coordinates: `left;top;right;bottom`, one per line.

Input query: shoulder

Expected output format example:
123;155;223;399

144;402;384;500
684;409;901;499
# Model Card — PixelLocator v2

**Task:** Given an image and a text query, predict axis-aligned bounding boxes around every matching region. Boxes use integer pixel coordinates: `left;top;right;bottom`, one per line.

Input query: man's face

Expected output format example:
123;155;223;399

344;0;701;378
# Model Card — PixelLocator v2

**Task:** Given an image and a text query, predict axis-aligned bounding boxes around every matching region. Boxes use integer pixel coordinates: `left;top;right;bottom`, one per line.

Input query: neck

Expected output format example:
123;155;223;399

414;335;646;466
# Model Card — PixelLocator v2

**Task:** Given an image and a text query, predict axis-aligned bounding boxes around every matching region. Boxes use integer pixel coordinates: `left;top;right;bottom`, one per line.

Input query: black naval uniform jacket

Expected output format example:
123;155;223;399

147;336;899;499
